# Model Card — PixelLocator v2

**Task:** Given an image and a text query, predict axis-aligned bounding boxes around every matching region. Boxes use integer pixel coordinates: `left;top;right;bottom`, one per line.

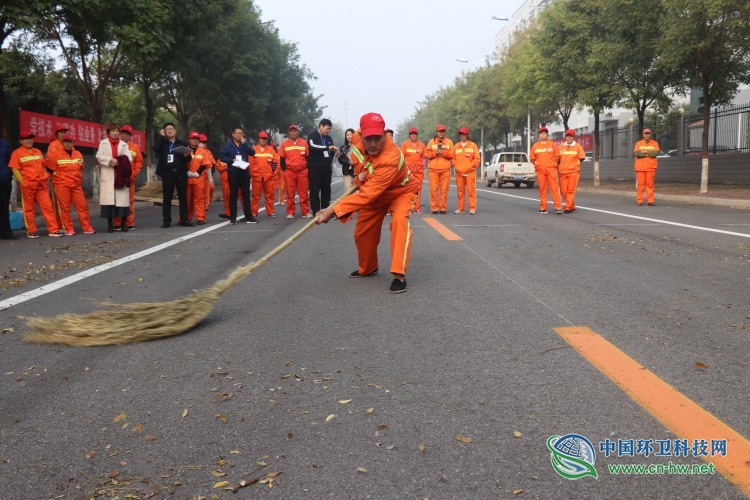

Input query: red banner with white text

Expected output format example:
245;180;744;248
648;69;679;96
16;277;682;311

553;133;594;152
19;110;146;150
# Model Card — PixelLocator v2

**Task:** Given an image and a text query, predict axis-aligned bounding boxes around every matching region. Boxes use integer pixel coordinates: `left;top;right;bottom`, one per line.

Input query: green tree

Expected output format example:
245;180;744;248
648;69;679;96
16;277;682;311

660;0;750;192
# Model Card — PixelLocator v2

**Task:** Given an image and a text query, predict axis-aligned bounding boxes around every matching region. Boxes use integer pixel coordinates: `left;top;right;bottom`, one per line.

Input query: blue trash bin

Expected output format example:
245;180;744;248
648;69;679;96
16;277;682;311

9;211;23;231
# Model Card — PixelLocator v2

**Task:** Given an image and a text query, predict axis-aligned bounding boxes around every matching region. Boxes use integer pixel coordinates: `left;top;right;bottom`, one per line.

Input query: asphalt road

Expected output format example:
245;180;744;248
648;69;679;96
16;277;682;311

1;180;748;499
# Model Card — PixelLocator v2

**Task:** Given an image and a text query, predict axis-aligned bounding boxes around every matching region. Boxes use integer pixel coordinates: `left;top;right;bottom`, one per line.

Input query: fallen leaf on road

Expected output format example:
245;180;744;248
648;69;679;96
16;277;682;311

86;451;95;459
281;373;292;379
287;433;294;440
211;471;226;477
108;470;120;479
257;461;268;467
1;328;14;335
134;424;142;433
366;408;374;414
213;481;229;489
113;412;127;423
356;467;368;473
418;443;425;454
214;392;233;400
338;399;352;405
456;435;473;443
145;435;156;442
216;414;227;423
513;489;524;495
378;423;389;430
182;408;188;418
514;431;522;438
694;362;709;370
230;450;241;454
325;414;336;422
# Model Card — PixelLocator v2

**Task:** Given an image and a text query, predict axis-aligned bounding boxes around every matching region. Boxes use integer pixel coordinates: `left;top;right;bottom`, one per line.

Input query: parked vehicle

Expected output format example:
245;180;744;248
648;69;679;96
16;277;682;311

484;152;536;189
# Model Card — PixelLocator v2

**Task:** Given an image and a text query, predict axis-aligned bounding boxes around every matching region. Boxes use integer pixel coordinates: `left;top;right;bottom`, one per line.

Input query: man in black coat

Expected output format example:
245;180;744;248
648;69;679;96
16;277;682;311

153;122;192;228
306;118;339;215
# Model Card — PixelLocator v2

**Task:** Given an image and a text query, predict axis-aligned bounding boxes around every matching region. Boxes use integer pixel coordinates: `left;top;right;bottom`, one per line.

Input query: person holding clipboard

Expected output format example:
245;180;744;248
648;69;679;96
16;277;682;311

153;122;192;228
306;118;338;215
219;126;257;224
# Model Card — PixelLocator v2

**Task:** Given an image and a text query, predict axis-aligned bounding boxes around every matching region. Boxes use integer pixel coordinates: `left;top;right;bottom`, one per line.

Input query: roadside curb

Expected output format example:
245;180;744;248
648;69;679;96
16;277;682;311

577;187;750;208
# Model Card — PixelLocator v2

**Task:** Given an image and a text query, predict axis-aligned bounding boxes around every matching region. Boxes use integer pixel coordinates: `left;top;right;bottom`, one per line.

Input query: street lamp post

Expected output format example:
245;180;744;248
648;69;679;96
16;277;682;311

493;15;530;155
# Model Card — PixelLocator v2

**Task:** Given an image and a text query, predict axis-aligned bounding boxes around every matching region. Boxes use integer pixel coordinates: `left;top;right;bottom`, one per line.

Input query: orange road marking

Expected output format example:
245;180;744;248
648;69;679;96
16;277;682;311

424;217;462;241
555;326;750;495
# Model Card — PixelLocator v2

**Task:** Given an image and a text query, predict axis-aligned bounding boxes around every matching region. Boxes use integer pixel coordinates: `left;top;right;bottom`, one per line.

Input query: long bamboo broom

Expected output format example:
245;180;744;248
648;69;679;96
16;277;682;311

23;184;359;347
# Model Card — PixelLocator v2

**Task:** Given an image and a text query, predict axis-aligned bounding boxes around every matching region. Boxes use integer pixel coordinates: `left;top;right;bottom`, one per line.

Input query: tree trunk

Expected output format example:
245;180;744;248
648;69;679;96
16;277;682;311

593;109;600;187
141;80;156;182
700;85;711;193
0;82;10;140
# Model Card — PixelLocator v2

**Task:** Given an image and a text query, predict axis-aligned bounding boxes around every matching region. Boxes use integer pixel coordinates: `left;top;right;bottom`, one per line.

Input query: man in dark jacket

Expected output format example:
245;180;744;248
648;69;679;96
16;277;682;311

219;126;257;224
153;122;192;228
0;138;18;239
306;118;338;215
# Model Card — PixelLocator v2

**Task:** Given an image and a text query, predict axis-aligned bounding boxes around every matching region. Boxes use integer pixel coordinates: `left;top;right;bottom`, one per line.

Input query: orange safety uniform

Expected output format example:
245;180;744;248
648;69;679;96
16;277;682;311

279;138;310;216
453;140;480;212
558;141;586;212
633;139;660;204
424;137;454;212
530;140;561;212
113;141;143;228
45;139;65;228
401;140;426;212
51;148;93;234
10;146;60;235
333;136;416;277
275;157;286;206
251;144;278;216
203;149;216;212
187;146;210;222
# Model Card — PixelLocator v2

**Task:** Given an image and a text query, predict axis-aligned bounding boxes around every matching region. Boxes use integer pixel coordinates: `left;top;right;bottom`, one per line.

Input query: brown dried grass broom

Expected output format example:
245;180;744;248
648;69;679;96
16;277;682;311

23;185;359;346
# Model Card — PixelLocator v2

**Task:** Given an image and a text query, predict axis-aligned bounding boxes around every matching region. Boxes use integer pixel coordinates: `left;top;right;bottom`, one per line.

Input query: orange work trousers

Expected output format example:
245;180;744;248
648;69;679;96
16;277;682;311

187;178;206;222
275;168;286;204
559;171;580;211
428;169;450;212
537;168;561;211
636;171;656;204
204;175;214;212
284;169;310;216
251;176;276;216
54;180;93;233
353;191;416;277
411;171;424;212
113;181;137;228
21;179;59;235
49;180;64;230
455;170;477;212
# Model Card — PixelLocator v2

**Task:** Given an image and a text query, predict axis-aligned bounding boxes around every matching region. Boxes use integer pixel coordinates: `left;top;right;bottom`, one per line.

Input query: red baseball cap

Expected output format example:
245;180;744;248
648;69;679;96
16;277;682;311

19;130;34;139
189;131;200;139
643;128;652;134
384;128;394;134
565;129;576;137
61;134;74;142
409;127;419;134
539;126;549;133
360;112;386;137
458;126;469;135
120;125;134;134
258;131;269;139
199;133;208;142
436;124;447;132
54;125;69;134
288;124;299;131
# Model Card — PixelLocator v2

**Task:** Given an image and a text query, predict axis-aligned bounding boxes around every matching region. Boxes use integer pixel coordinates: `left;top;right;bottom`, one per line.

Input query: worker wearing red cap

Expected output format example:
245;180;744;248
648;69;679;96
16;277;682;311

424;124;454;214
10;131;62;237
111;125;143;230
45;125;70;229
197;134;215;212
252;131;279;217
401;127;426;214
186;131;210;224
316;112;417;294
558;129;586;214
51;136;95;235
279;124;311;218
453;126;480;215
633;128;660;206
529;126;562;214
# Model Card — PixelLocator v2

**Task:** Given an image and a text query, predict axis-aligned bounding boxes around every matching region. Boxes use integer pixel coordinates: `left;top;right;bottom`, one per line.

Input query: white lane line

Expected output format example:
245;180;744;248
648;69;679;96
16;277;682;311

475;186;750;239
595;223;662;226
1;181;343;311
452;224;522;227
720;224;750;226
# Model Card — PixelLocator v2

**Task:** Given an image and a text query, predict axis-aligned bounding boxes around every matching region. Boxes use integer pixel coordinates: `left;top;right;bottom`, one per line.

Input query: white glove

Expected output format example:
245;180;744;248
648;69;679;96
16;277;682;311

209;177;214;186
187;171;199;178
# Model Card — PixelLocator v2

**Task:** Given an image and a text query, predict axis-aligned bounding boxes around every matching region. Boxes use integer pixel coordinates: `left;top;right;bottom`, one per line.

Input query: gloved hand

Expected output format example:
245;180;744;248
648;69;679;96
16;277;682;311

209;177;214;185
187;171;199;178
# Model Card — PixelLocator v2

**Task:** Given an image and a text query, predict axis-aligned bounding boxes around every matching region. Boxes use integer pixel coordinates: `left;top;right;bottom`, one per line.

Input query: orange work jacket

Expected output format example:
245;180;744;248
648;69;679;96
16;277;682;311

424;138;454;172
558;141;586;174
252;145;279;181
10;146;48;183
453;140;480;175
530;141;560;172
401;140;426;174
279;138;308;171
188;146;210;185
633;140;660;171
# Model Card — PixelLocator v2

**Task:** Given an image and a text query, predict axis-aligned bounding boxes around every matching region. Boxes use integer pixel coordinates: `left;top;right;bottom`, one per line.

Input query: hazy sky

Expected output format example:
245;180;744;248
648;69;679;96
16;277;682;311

254;0;522;132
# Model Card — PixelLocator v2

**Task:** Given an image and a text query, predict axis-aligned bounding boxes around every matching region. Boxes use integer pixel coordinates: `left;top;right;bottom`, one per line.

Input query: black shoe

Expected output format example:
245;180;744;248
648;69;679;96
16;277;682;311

178;221;195;227
637;203;643;206
536;209;548;214
108;226;115;233
127;226;135;230
245;216;259;224
218;214;229;219
648;202;655;206
349;268;378;278
230;220;237;225
120;225;129;232
555;210;563;215
439;210;447;214
563;210;572;214
196;220;206;225
161;222;171;228
432;211;438;214
389;278;407;294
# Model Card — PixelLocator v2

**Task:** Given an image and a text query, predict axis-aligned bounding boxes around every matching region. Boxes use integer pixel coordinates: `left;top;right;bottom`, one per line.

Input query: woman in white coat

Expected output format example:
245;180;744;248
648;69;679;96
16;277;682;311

96;124;132;232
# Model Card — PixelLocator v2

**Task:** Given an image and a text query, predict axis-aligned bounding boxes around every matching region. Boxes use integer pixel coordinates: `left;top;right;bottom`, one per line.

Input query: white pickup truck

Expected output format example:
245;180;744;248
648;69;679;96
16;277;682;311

484;152;536;189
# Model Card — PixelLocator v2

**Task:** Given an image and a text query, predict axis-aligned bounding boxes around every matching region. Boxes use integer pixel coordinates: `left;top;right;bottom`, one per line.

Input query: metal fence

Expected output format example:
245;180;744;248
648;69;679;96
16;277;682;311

598;102;750;159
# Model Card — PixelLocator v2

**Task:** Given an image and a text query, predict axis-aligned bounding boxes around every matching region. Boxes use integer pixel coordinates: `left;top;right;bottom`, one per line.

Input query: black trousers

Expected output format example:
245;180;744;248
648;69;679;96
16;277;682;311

161;170;188;224
308;165;332;215
228;173;251;221
0;179;12;237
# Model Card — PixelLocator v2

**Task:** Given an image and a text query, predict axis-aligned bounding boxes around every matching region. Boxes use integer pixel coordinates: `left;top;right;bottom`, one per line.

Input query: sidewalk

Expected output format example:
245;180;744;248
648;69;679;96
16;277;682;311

577;180;750;208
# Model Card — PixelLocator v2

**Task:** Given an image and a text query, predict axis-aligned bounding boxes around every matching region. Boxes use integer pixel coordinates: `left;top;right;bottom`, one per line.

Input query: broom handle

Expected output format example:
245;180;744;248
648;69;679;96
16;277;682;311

215;183;359;293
